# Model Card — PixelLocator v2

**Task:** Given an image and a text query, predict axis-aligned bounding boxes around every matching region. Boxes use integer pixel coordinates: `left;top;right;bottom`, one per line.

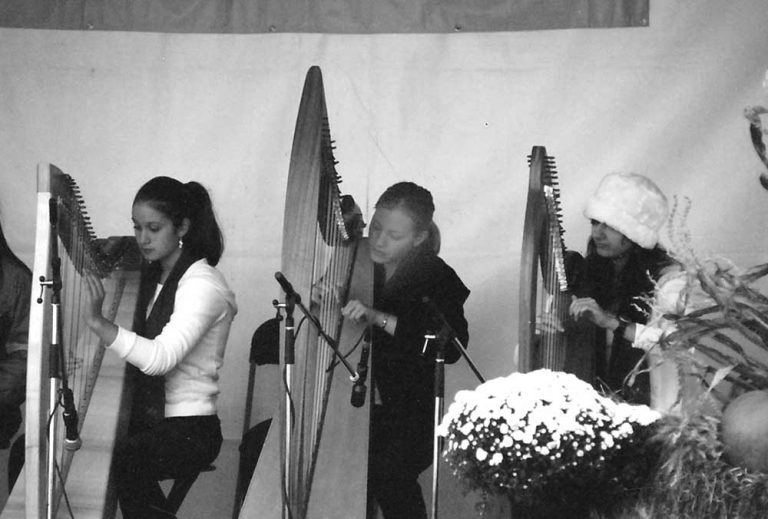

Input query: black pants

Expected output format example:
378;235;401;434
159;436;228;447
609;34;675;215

368;405;433;519
114;414;222;519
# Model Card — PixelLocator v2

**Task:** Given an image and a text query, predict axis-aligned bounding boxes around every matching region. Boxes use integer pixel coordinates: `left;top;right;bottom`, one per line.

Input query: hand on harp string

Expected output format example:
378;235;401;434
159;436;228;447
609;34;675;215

341;300;395;336
82;272;119;345
569;296;617;330
535;312;565;335
309;277;344;308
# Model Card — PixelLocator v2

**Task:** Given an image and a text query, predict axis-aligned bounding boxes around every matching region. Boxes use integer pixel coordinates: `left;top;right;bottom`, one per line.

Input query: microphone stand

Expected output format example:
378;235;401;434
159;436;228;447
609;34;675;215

272;295;295;519
421;332;445;519
37;198;81;519
273;272;360;518
422;297;485;519
422;297;485;385
274;272;359;382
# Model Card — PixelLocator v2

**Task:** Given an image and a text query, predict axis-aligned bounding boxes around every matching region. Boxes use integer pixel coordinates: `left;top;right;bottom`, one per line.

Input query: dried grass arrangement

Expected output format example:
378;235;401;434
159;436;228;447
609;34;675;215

621;197;768;518
658;196;768;404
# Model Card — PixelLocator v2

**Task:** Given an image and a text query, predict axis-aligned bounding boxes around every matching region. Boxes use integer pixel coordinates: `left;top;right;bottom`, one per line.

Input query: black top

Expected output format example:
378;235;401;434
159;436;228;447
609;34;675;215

0;255;31;358
572;244;676;404
127;250;199;433
371;248;469;413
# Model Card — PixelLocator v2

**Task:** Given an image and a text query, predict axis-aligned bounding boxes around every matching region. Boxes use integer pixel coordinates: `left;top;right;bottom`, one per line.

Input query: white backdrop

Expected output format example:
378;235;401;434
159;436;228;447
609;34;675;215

1;0;768;515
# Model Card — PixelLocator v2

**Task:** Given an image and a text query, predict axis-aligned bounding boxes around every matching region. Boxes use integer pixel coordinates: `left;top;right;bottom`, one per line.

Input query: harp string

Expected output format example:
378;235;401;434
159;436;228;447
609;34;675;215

298;191;354;501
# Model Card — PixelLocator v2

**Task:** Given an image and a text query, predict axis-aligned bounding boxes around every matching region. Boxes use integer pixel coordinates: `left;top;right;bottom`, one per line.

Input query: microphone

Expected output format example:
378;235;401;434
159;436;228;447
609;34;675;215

350;329;371;408
350;378;367;408
61;387;82;451
275;271;302;304
422;297;455;343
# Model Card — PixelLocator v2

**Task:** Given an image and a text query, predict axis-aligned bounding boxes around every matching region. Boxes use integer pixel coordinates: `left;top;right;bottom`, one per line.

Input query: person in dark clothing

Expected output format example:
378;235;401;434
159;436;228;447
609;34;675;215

0;219;31;490
569;172;676;406
342;182;469;519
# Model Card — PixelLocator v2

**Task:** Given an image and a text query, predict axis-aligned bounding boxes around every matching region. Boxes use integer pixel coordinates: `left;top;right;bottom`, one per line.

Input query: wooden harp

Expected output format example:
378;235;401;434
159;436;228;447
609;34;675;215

240;66;373;519
2;164;140;519
518;146;573;373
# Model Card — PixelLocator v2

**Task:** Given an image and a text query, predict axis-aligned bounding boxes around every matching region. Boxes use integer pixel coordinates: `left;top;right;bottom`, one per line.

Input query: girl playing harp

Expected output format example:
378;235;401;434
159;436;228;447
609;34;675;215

341;181;469;519
569;172;680;407
82;176;237;519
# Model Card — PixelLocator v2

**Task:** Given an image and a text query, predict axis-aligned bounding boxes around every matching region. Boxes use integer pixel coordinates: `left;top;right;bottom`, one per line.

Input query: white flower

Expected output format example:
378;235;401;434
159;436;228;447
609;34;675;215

600;431;615;449
440;368;659;496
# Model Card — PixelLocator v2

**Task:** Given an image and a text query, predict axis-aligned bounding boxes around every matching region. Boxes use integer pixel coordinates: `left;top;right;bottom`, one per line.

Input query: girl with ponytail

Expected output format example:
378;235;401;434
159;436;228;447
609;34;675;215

84;176;237;519
341;181;469;519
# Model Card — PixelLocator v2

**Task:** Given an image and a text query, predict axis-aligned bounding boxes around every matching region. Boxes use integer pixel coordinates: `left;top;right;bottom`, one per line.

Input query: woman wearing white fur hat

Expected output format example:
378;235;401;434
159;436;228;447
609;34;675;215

569;172;681;408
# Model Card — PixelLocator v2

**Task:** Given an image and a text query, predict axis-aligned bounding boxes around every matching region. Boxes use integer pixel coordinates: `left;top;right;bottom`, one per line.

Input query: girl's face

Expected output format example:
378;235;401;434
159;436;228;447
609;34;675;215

590;219;633;259
132;201;188;272
368;206;427;267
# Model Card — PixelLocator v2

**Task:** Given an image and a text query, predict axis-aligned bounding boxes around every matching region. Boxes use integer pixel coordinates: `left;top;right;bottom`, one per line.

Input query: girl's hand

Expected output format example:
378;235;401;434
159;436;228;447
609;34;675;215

569;297;617;330
341;299;374;324
310;278;343;308
83;272;106;329
536;312;565;334
83;272;119;344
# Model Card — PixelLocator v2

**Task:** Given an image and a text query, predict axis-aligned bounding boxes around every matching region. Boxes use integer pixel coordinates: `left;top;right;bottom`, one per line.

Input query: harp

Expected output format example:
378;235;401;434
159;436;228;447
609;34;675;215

518;146;574;373
2;164;140;519
240;67;373;518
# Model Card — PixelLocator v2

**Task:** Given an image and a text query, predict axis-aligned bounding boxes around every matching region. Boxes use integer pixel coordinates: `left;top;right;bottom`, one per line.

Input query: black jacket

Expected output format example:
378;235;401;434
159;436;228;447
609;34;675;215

573;244;675;405
371;248;469;413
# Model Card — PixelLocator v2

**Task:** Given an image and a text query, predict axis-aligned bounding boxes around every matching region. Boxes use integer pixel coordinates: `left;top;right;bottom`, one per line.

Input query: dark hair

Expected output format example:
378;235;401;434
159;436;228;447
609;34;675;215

376;181;435;231
133;176;224;266
426;221;441;254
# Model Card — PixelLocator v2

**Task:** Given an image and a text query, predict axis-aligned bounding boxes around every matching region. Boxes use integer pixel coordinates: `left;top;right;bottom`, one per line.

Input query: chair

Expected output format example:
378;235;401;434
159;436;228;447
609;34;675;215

8;433;24;491
161;463;216;514
231;317;279;518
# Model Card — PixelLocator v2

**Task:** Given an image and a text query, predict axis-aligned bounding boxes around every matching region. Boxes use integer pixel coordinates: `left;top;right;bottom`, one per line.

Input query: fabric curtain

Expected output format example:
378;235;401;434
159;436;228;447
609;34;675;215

0;0;648;34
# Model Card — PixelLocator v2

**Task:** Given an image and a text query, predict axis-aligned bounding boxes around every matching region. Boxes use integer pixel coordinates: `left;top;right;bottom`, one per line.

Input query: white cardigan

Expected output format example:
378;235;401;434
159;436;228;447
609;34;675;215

632;268;688;412
108;259;237;418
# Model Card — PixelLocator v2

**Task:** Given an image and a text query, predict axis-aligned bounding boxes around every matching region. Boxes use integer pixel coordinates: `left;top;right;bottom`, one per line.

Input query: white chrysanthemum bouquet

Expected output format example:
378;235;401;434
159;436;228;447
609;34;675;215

438;369;661;516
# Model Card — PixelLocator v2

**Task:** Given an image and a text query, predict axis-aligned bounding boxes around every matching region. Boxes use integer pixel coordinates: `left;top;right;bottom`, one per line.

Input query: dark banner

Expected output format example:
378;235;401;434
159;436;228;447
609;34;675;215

0;0;648;34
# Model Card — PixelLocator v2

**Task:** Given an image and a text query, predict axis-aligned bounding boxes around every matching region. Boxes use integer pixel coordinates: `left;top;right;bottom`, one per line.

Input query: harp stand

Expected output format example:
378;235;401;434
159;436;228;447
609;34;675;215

37;198;81;519
423;300;485;519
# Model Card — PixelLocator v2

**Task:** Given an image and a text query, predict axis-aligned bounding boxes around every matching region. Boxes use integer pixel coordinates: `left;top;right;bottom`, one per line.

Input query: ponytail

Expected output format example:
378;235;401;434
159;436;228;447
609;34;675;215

182;182;224;266
425;221;441;255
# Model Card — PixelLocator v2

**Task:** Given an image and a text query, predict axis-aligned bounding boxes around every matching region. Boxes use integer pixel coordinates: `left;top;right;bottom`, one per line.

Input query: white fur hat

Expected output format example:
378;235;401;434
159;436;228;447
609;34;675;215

583;172;668;249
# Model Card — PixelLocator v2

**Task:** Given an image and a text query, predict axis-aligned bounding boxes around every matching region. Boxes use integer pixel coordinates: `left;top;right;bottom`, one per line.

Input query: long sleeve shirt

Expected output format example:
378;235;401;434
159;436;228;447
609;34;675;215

108;260;237;417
